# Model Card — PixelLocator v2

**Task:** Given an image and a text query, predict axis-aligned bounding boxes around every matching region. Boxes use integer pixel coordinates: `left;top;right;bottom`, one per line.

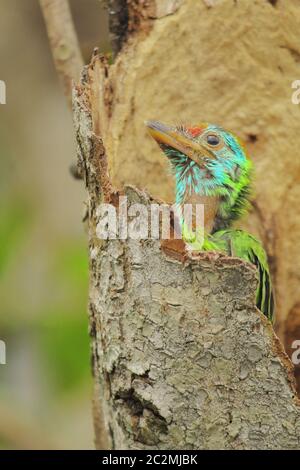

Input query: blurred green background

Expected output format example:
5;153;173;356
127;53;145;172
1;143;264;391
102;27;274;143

0;0;109;449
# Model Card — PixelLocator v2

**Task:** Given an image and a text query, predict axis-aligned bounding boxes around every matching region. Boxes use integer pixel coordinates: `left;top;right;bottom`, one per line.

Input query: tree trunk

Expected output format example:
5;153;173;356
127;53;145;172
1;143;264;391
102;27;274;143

73;0;300;448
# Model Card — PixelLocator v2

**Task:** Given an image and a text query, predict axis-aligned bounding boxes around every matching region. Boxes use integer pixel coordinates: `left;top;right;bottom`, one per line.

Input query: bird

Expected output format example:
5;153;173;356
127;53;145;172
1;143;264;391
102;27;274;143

146;120;274;322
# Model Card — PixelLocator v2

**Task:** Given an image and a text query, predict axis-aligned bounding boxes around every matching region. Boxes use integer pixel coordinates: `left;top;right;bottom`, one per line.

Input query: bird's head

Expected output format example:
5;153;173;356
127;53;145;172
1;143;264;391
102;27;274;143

146;120;252;229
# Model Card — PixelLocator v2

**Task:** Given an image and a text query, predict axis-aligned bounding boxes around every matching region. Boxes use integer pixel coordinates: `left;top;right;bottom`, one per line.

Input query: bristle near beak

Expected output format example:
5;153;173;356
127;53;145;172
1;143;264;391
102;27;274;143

145;120;214;165
145;120;182;149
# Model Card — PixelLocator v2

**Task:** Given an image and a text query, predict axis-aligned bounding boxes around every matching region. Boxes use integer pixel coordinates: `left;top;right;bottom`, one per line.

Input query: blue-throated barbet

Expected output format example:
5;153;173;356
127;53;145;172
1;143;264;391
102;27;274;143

146;120;274;322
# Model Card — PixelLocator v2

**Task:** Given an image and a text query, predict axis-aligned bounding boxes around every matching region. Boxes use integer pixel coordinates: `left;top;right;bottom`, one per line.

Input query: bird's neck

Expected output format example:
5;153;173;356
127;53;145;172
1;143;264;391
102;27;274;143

174;159;252;233
181;192;220;234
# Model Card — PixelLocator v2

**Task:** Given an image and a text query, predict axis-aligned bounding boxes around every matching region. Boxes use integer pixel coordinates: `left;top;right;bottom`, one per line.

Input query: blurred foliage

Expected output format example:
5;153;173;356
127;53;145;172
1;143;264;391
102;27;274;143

0;0;110;449
39;311;90;394
0;198;32;277
38;243;90;394
0;195;91;392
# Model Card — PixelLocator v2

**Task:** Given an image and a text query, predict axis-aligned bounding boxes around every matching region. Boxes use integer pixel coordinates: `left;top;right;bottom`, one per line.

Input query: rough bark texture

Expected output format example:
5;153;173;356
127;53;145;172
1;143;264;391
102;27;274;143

96;0;300;358
92;196;300;450
74;65;300;452
74;125;300;448
73;0;300;449
109;198;300;449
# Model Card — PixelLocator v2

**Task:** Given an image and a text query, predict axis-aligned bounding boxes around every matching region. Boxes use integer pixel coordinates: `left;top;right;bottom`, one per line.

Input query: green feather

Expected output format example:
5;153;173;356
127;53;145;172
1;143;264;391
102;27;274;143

203;229;275;322
147;120;275;323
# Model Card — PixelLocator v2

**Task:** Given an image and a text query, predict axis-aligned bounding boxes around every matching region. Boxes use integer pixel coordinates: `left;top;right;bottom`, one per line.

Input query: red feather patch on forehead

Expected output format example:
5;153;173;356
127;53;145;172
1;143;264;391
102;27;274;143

186;125;207;137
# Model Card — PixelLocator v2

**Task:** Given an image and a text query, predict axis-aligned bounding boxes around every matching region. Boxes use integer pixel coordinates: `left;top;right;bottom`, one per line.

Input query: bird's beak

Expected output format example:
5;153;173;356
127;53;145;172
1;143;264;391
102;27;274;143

145;120;213;165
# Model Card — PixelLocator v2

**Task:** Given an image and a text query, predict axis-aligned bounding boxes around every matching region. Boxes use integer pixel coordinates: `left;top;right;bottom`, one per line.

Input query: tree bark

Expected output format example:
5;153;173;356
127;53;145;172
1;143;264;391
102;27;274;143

73;91;300;446
38;0;300;450
73;35;300;449
92;0;300;394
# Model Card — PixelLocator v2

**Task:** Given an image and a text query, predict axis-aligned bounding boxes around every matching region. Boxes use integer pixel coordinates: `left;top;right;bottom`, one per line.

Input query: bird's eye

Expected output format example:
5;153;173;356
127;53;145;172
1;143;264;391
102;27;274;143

206;134;220;146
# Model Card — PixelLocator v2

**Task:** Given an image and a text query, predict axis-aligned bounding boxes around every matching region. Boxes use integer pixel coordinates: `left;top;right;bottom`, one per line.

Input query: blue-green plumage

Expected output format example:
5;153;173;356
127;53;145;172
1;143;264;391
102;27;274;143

146;120;275;322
